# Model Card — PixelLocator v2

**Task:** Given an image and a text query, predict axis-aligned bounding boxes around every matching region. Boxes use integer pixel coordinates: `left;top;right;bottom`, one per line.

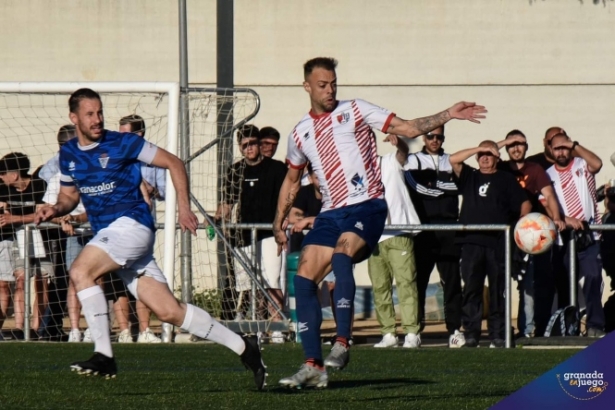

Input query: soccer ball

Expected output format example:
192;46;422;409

513;212;557;255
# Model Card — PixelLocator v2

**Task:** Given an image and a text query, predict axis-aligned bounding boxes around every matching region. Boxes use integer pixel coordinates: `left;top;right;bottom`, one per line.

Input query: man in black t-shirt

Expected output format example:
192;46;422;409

288;163;322;253
0;152;50;338
450;141;530;347
216;125;287;322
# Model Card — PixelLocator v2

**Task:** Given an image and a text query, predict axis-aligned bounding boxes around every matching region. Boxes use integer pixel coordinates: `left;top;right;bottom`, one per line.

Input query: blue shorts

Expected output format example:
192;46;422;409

302;198;387;263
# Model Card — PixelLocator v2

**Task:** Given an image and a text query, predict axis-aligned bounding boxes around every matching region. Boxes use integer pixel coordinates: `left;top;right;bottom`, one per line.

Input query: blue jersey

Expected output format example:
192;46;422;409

59;130;158;234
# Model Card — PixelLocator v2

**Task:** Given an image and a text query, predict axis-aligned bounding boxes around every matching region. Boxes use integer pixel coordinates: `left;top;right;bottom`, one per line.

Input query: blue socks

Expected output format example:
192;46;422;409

294;275;323;362
331;253;355;339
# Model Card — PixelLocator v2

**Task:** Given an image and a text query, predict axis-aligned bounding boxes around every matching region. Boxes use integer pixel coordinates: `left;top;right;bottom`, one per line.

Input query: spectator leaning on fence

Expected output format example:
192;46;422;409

545;133;605;338
497;130;566;339
368;134;422;349
449;140;531;348
116;115;163;343
216;124;288;323
403;125;465;348
522;126;568;336
0;152;51;339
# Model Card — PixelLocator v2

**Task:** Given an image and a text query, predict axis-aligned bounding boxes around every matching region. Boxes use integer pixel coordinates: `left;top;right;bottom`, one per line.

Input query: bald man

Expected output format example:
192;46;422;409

449;141;531;347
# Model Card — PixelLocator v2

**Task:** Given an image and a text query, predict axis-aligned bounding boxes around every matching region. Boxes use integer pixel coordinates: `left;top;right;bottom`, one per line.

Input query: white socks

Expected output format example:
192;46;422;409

77;286;113;358
181;304;245;355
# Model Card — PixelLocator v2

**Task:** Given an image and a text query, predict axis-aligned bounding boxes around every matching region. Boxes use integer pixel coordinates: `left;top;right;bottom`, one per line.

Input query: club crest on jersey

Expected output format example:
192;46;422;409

336;111;350;124
68;161;76;171
98;153;109;169
350;173;365;190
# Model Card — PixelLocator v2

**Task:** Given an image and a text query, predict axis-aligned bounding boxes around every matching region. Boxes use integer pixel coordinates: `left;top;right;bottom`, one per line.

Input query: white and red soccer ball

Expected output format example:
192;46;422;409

514;212;557;255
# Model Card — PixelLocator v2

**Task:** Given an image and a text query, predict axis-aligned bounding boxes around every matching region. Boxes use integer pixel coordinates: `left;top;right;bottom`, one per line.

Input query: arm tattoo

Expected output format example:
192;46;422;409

273;192;297;233
413;110;450;135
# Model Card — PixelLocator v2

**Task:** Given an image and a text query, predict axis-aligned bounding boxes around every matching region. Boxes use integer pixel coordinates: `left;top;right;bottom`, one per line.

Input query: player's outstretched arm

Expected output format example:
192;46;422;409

273;166;303;255
149;148;198;235
35;185;80;224
387;102;487;139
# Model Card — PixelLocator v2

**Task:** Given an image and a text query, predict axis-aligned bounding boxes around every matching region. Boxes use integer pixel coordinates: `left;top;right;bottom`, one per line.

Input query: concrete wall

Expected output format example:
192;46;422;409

2;0;615;312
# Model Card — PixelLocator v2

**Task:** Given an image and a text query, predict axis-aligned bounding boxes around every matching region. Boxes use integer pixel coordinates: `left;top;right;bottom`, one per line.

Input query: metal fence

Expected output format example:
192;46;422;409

18;222;615;346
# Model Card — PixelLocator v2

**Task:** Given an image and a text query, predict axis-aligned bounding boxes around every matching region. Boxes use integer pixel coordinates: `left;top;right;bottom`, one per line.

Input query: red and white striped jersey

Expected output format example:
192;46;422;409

286;99;395;211
546;157;602;226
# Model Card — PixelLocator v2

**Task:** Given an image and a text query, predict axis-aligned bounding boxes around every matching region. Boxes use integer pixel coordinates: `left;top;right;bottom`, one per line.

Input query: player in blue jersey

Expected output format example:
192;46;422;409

35;88;266;389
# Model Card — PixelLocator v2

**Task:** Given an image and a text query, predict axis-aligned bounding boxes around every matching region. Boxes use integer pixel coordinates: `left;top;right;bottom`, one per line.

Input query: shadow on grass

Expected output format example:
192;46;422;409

271;377;433;394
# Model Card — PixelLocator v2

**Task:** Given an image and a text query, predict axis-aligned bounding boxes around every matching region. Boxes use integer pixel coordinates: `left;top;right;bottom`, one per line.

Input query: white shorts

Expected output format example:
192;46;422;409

11;241;55;281
234;236;286;292
0;240;15;282
86;217;167;298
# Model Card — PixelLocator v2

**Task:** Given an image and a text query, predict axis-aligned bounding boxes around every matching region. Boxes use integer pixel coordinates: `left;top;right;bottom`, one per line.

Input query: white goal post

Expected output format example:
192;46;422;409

0;82;268;343
0;82;180;291
0;82;179;341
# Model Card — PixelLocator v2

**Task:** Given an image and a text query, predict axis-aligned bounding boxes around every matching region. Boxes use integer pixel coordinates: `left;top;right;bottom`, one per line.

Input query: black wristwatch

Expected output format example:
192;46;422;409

572;141;579;150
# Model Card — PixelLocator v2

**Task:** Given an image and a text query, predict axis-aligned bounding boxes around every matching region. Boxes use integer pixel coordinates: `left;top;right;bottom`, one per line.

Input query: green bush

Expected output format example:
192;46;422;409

177;287;223;318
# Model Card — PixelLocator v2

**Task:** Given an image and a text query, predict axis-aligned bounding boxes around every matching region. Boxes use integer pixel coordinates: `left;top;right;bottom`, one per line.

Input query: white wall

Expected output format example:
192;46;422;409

2;0;615;311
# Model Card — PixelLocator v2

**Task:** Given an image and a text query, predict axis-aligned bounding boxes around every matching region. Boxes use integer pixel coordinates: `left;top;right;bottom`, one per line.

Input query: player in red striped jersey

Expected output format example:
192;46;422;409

274;57;487;389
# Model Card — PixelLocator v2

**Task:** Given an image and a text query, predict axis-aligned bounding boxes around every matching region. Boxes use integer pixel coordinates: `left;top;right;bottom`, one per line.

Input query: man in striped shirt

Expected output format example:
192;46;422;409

274;57;487;388
546;133;605;338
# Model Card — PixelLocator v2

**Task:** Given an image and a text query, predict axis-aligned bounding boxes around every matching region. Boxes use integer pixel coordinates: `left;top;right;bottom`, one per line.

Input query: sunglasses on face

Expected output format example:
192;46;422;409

241;140;259;150
426;134;445;142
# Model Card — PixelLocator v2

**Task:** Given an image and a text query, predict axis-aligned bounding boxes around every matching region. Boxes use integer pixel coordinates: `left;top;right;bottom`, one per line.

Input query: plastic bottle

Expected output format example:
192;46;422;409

206;224;216;241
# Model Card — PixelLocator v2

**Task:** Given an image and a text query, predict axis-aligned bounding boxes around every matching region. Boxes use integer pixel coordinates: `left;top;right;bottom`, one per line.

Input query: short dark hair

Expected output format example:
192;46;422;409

303;57;338;80
259;126;280;142
0;152;30;177
68;88;102;114
119;114;146;137
236;124;260;144
57;124;76;145
505;129;527;140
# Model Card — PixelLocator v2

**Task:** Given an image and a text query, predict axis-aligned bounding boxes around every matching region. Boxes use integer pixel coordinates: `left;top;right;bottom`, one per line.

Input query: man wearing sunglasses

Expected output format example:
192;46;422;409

404;125;465;348
216;124;288;329
450;141;531;348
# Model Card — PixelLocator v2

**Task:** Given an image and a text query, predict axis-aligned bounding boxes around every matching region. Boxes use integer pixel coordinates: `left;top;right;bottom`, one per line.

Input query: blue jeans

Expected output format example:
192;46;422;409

517;256;535;336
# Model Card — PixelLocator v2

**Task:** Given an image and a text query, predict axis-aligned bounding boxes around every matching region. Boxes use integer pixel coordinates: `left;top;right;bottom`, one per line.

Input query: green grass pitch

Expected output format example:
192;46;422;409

0;343;576;409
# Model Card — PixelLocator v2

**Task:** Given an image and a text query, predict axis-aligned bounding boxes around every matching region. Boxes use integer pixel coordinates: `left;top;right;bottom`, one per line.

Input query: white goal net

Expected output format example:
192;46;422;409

0;83;269;343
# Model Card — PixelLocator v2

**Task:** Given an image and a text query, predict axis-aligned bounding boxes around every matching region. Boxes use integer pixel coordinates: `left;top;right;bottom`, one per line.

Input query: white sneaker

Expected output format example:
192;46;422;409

374;333;398;348
270;330;285;344
279;364;328;389
137;328;161;343
68;328;81;343
449;330;466;348
82;328;92;343
403;333;421;348
118;329;133;343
